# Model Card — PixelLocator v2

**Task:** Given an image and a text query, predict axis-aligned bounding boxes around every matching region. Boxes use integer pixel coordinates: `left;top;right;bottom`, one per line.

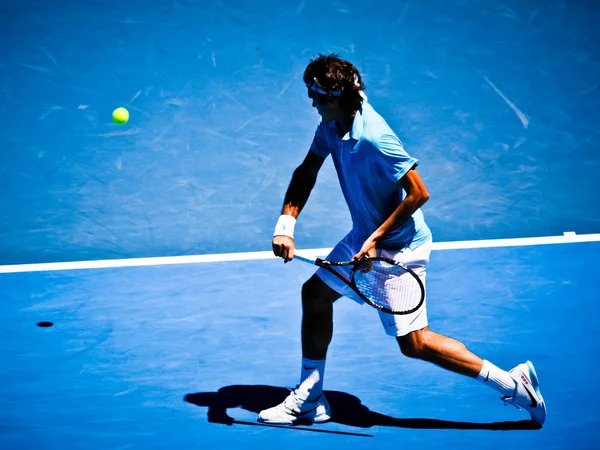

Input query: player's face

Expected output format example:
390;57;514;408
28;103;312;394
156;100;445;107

307;89;338;122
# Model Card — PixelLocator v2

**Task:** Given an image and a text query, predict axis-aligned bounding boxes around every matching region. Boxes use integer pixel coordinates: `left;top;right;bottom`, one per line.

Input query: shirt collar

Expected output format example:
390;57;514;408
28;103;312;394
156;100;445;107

338;105;364;141
350;106;364;140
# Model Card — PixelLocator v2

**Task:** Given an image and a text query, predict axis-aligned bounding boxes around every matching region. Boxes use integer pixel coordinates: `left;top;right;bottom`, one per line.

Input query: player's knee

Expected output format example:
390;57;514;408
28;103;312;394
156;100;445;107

397;337;427;359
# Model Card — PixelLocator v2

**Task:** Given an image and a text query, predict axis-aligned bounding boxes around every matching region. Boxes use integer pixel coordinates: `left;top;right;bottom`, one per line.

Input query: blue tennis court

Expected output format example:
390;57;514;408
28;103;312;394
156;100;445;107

1;0;600;448
2;239;599;448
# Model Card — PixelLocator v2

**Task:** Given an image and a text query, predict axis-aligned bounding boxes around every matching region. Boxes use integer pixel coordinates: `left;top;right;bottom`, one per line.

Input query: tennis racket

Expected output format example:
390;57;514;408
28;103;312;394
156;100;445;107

294;254;425;315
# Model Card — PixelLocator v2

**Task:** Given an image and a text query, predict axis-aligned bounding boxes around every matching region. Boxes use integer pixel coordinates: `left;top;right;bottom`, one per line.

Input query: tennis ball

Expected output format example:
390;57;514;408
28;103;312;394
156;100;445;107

112;107;129;124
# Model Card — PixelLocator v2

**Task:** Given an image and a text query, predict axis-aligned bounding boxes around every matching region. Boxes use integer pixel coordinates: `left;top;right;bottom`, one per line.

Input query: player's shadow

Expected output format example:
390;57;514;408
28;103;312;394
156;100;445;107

184;384;540;431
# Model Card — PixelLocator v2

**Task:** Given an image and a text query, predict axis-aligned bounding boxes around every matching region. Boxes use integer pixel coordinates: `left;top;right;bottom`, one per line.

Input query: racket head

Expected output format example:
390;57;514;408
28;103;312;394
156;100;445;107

350;257;425;315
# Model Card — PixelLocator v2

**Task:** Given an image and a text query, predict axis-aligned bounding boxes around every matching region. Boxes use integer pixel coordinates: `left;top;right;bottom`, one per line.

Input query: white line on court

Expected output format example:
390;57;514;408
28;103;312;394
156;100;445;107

0;232;599;274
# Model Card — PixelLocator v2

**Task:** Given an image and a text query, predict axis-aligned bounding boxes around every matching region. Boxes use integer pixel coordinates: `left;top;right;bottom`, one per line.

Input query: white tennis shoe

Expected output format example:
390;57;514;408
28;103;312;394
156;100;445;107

258;389;331;425
502;360;546;425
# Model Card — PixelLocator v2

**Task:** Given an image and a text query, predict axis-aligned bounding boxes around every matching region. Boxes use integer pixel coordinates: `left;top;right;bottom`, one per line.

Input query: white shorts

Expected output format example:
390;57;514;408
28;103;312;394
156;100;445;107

315;232;431;337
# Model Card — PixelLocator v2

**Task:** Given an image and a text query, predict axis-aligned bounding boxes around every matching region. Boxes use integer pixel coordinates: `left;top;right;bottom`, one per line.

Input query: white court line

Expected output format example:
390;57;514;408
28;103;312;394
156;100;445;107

0;232;599;275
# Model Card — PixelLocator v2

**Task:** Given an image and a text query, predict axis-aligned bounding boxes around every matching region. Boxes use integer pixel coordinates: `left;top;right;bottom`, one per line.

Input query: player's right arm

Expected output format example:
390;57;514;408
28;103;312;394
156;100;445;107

272;150;327;262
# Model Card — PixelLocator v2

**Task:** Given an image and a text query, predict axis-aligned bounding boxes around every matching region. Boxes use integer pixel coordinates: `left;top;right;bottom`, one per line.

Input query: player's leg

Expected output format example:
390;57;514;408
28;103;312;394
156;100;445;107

382;239;546;425
397;327;546;425
397;326;483;375
294;232;365;406
301;274;341;360
257;275;340;425
296;274;341;403
259;232;362;425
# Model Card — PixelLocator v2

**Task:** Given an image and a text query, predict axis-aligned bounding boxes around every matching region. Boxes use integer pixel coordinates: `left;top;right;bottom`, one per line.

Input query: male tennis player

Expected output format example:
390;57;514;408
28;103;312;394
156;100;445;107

259;54;546;426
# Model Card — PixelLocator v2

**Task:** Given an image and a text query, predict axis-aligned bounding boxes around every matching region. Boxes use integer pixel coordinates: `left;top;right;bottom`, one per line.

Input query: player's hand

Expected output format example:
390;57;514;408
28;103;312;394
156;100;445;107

353;239;377;272
272;235;295;263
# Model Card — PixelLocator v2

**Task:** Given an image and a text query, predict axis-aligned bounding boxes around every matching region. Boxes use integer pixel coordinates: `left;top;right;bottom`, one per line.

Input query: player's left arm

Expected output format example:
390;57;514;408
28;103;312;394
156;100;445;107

353;167;429;260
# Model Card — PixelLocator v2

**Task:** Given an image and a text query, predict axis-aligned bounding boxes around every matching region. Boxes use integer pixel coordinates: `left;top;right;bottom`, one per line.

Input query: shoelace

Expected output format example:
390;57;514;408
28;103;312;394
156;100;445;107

501;383;521;411
282;386;321;414
282;387;312;413
502;395;522;411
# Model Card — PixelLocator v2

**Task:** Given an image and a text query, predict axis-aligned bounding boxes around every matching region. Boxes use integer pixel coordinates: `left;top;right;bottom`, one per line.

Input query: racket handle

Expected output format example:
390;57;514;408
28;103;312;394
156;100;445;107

293;254;317;265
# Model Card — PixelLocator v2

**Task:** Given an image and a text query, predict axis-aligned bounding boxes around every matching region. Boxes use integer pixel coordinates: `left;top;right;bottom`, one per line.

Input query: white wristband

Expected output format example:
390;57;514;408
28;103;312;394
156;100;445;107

274;214;296;238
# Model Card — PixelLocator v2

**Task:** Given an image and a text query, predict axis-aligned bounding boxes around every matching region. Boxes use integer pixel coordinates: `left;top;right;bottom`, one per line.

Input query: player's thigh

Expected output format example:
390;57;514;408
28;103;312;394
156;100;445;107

302;274;342;311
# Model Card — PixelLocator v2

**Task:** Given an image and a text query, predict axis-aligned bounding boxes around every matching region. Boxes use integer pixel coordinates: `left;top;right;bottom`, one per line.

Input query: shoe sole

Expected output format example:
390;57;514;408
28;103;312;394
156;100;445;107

257;406;331;425
257;414;331;425
526;361;543;399
525;360;546;425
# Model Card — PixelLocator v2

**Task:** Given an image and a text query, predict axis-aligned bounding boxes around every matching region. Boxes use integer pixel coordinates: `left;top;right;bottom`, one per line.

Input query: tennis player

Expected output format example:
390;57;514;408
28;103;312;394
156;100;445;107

259;54;546;426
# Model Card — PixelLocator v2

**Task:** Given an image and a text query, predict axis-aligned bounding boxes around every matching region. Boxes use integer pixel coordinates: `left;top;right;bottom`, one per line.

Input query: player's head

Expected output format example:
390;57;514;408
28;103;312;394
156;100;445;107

304;54;365;120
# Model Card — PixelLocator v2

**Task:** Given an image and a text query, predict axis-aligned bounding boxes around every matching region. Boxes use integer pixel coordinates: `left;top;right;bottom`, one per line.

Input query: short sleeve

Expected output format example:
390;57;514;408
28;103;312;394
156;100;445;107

309;121;331;158
372;132;418;183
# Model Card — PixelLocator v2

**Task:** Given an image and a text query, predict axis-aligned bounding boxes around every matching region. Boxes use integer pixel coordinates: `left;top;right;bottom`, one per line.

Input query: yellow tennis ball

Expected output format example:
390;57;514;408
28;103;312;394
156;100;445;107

112;107;129;124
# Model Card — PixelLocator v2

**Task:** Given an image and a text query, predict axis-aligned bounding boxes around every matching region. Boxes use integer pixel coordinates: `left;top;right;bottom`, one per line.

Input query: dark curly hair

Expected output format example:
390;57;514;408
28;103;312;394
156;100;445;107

303;54;365;112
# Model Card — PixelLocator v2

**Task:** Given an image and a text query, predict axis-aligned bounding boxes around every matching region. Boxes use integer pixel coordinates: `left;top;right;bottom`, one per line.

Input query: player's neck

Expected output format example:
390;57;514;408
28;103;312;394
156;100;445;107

334;110;357;137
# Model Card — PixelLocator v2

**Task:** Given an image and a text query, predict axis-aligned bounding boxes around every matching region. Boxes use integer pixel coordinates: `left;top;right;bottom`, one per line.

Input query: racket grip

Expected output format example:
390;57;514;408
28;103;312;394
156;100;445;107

293;254;316;265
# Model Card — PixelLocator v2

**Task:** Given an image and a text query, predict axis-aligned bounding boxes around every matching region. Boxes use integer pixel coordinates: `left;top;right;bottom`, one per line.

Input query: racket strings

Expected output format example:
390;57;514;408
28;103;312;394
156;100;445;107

353;261;422;313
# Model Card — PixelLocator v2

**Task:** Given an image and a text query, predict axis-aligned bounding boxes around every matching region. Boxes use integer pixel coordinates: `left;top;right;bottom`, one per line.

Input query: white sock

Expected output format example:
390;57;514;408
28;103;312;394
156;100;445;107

295;358;326;401
477;360;517;396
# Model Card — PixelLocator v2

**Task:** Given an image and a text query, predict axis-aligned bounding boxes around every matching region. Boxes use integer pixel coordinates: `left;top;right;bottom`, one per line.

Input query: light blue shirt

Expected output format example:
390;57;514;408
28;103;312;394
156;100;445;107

310;102;431;250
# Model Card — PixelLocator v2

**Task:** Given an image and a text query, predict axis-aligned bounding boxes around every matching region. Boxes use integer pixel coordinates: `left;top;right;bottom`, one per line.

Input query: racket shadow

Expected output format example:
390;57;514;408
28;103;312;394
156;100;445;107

183;385;541;431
